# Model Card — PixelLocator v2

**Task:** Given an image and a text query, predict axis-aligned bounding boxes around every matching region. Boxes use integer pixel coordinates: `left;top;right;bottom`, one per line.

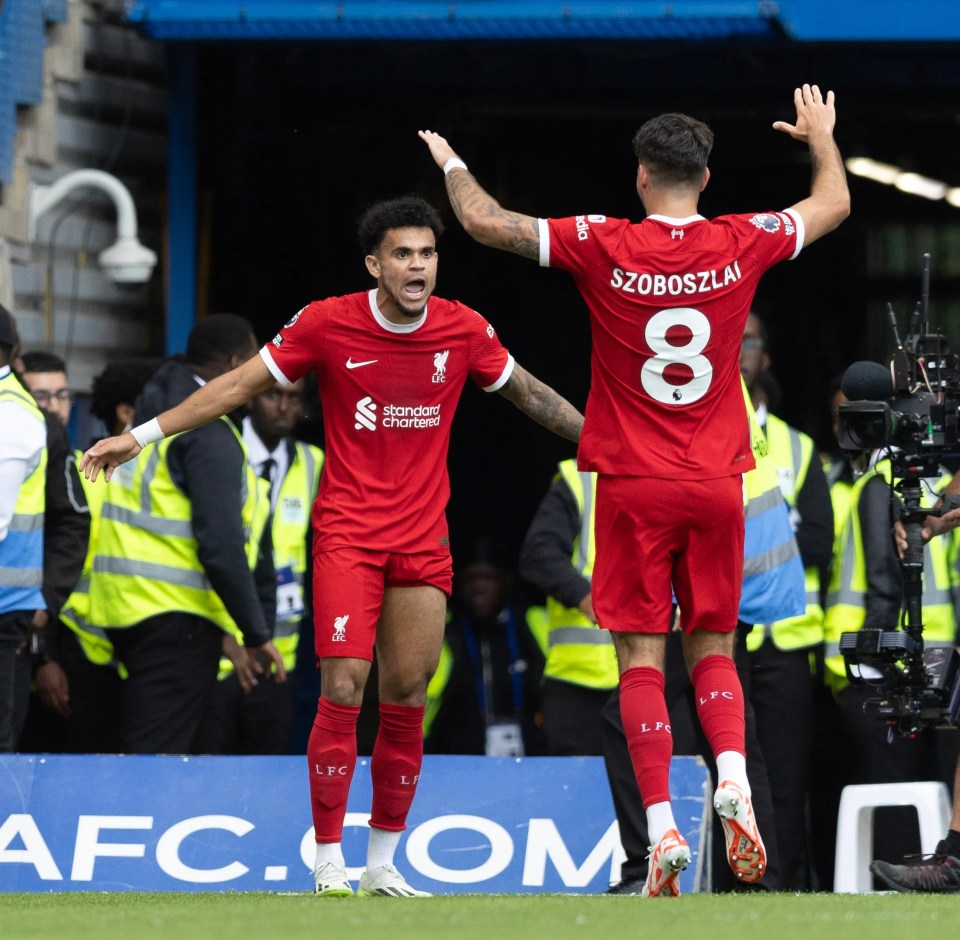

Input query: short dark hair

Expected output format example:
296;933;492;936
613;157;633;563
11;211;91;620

90;357;164;424
186;313;255;367
20;350;67;374
632;113;714;187
357;195;444;256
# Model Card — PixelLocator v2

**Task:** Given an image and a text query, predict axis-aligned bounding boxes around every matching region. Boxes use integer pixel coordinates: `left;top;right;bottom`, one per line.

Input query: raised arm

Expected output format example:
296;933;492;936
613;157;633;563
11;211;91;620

419;130;541;261
497;362;583;443
773;84;851;246
80;353;276;482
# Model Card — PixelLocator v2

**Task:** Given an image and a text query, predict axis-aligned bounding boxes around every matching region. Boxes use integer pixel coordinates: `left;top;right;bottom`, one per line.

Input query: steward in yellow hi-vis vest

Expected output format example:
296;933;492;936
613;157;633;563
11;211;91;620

91;416;268;634
824;458;959;690
742;398;835;893
60;468;121;673
822;457;959;867
215;438;323;678
737;382;807;626
0;368;47;616
518;458;617;757
85;320;281;754
823;455;855;543
746;412;833;653
262;439;323;671
542;461;616;690
197;380;324;755
0;356;47;751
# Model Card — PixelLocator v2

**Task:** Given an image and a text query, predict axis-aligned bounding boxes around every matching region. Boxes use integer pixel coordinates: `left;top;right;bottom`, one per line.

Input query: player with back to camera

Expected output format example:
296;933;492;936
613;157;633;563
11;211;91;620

82;195;583;898
420;83;849;897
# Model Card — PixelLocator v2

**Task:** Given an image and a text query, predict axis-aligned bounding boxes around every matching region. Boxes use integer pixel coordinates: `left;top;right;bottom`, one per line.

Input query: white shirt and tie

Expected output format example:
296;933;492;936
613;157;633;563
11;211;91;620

242;416;289;511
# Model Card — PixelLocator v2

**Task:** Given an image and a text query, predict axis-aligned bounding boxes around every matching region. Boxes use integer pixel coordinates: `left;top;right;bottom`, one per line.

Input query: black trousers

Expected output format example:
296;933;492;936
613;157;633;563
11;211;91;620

0;610;33;751
18;626;125;754
60;627;125;753
600;625;782;891
541;678;614;756
748;638;818;890
107;612;223;754
193;670;295;755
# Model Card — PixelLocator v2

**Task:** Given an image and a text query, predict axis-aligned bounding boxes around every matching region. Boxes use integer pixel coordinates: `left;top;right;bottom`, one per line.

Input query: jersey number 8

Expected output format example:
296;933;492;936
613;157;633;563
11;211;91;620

640;307;712;406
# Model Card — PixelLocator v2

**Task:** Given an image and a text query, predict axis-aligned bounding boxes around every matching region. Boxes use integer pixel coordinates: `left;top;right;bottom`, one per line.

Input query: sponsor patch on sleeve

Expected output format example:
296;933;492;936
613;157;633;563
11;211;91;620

750;213;782;233
284;306;306;328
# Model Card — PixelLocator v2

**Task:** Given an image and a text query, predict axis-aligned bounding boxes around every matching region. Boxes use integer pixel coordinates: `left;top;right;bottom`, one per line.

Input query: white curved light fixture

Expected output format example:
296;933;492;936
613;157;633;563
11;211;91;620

28;169;158;284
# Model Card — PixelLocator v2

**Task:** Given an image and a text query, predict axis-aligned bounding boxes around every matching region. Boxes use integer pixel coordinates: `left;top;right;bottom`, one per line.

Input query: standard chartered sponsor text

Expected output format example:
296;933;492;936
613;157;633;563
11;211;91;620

383;404;442;428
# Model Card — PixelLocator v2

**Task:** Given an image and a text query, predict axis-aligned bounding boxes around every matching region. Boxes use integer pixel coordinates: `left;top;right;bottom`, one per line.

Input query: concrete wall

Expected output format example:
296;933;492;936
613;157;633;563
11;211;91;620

0;0;167;392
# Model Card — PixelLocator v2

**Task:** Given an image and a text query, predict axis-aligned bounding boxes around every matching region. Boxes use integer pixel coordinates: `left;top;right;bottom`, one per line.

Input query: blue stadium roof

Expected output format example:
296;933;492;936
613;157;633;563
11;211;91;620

124;1;960;41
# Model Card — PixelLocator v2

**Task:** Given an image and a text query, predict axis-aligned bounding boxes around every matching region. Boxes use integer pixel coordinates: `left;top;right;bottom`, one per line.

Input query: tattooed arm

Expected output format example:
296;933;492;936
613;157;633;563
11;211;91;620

497;363;583;443
419;130;541;261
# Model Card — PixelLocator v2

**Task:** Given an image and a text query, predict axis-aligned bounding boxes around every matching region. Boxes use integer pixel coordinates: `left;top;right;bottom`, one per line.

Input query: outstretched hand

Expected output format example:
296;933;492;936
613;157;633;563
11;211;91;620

772;84;836;143
80;431;142;482
418;130;460;170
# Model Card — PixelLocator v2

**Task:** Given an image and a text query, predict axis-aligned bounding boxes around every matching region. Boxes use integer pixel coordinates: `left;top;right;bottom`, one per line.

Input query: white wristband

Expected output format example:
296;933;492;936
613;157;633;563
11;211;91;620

131;418;164;448
443;157;468;175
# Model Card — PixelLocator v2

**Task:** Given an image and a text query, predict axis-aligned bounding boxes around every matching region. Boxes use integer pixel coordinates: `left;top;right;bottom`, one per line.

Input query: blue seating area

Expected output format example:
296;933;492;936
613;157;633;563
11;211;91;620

0;0;68;185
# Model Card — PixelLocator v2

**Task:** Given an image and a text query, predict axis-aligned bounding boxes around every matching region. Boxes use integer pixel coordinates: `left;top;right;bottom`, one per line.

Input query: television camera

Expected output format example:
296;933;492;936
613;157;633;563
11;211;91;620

836;253;960;734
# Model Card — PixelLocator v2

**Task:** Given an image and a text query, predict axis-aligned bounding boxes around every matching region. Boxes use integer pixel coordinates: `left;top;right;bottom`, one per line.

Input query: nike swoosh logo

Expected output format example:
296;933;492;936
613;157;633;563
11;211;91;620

346;358;378;369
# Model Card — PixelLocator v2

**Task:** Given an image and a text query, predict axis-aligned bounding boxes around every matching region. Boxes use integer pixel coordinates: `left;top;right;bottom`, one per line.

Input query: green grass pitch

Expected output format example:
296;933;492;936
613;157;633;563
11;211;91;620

2;891;959;940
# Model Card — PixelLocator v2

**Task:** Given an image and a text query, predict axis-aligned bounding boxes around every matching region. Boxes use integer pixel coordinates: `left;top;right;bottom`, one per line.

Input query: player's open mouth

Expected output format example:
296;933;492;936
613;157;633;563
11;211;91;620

402;279;426;300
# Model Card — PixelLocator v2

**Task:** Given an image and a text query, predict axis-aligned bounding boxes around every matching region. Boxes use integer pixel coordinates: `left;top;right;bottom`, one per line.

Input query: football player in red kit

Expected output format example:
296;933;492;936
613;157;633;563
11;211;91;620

81;195;583;898
420;83;849;897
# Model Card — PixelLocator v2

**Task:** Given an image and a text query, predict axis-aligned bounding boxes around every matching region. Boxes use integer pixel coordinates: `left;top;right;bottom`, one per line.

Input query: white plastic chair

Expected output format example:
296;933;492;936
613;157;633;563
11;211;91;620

833;781;951;893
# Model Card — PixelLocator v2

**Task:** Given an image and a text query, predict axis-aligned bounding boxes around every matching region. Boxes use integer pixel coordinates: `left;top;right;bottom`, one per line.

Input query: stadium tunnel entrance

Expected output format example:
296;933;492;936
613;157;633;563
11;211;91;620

127;6;960;558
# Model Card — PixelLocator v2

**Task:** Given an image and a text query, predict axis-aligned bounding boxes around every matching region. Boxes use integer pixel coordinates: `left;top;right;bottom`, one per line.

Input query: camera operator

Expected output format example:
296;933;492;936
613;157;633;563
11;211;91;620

823;453;960;877
869;474;960;892
895;477;960;549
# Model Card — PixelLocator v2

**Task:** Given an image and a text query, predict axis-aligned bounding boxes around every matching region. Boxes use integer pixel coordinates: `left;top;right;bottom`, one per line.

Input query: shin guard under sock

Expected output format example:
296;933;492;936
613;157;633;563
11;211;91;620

370;702;426;833
691;654;745;760
619;666;674;807
308;696;360;843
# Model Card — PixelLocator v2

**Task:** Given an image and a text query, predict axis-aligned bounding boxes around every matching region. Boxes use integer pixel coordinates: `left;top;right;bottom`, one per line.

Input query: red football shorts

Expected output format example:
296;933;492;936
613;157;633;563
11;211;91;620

312;546;453;660
592;474;744;635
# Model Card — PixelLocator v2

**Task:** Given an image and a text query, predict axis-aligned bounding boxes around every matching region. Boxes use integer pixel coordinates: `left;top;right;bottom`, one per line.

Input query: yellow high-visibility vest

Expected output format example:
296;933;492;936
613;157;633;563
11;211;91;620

89;418;268;634
60;463;126;674
542;460;619;690
0;371;46;614
823;459;959;689
746;413;825;652
218;441;324;677
738;384;806;627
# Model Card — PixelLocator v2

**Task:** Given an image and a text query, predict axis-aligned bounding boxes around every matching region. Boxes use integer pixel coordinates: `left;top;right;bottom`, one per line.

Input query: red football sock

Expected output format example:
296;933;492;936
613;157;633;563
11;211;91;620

619;666;673;808
691;654;745;759
307;696;360;842
370;702;426;832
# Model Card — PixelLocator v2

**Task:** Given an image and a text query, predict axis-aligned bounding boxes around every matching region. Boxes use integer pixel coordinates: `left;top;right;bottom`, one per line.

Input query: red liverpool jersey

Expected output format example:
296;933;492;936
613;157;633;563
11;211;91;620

260;289;514;552
539;210;803;479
